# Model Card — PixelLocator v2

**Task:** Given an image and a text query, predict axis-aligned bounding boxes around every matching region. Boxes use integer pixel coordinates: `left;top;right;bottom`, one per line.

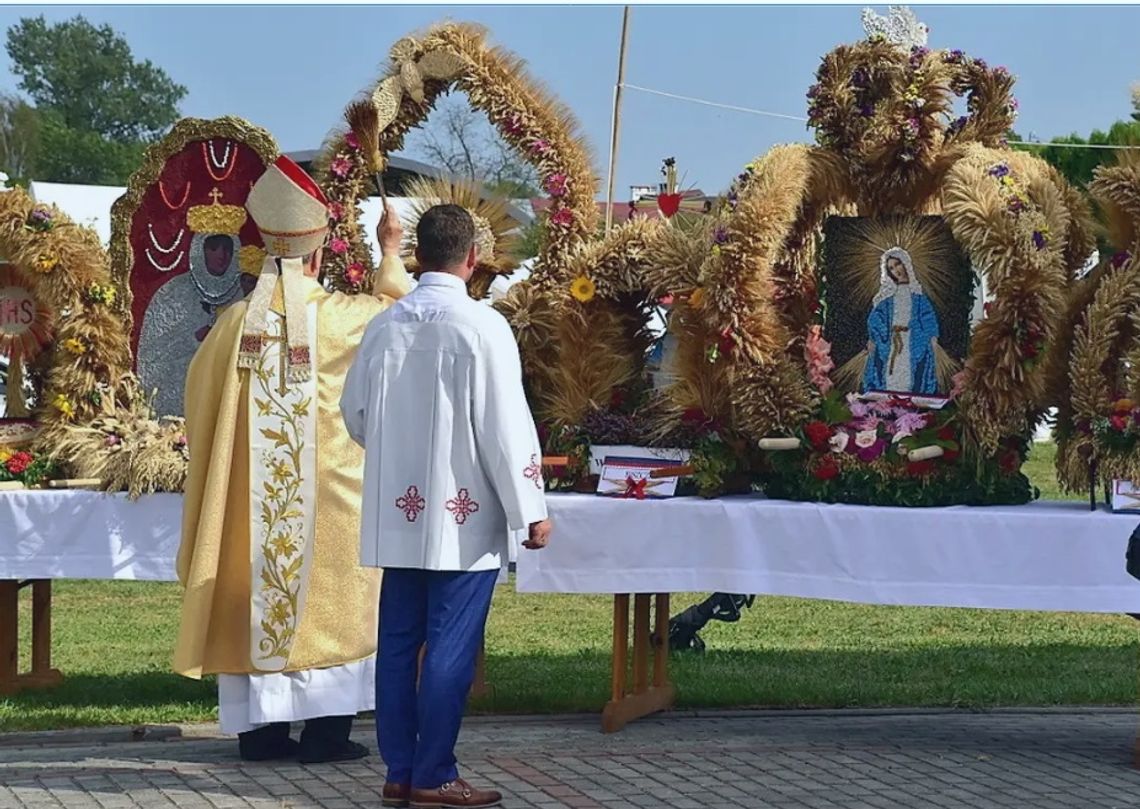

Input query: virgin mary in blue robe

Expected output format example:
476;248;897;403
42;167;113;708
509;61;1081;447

862;247;940;395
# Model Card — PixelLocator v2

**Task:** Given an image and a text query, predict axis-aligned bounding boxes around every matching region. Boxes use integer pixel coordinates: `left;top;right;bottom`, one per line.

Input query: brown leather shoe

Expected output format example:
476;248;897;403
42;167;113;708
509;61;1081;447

382;782;411;807
409;779;502;808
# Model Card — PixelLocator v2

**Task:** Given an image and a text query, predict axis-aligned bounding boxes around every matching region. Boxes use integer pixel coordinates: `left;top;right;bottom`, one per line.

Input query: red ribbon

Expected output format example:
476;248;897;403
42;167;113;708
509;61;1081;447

622;476;648;500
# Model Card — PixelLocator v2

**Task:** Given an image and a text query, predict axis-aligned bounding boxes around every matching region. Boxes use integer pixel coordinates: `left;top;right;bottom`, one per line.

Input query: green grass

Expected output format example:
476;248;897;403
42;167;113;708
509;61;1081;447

1;442;1135;732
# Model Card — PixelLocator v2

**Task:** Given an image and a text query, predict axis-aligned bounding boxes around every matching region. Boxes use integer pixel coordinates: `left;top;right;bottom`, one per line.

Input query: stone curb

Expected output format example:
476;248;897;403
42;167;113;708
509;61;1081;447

0;705;1134;749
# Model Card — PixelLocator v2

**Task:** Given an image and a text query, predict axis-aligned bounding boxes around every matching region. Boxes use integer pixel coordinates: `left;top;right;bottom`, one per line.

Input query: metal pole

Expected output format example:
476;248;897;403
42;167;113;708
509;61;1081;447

604;6;631;235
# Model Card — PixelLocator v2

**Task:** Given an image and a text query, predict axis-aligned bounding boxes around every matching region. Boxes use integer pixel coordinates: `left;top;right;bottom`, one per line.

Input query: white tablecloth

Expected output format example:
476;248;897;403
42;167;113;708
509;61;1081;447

518;495;1140;613
0;490;518;583
0;491;182;580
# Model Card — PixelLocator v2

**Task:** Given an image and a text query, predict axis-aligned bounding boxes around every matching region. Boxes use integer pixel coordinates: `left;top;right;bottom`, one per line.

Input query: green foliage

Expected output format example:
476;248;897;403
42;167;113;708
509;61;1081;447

34;108;147;184
0;93;40;181
513;219;544;261
4;15;186;184
1012;120;1140;189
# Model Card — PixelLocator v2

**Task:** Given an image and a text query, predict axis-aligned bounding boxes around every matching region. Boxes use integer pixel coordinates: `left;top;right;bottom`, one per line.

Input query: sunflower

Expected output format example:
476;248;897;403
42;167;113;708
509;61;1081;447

569;274;596;303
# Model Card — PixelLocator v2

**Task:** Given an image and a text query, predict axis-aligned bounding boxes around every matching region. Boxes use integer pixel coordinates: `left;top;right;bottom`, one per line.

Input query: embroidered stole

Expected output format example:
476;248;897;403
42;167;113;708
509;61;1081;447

247;302;318;672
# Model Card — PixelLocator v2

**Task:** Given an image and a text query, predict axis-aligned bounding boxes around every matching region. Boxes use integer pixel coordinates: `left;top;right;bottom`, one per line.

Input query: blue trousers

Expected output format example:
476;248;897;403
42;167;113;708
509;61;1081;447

376;567;498;789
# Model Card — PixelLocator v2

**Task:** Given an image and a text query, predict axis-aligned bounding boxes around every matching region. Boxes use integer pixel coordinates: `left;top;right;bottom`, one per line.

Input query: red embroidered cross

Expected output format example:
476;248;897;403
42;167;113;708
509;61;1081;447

396;485;426;522
446;488;480;525
622;476;648;500
523;454;543;490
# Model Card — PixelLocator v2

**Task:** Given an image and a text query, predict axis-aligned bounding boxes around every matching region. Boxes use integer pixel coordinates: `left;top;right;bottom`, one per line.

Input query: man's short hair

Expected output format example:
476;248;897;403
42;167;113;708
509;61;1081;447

416;204;475;270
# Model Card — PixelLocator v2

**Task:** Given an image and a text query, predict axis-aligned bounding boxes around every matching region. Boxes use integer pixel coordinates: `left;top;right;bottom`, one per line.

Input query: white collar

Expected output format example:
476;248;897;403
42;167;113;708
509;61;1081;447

418;272;468;292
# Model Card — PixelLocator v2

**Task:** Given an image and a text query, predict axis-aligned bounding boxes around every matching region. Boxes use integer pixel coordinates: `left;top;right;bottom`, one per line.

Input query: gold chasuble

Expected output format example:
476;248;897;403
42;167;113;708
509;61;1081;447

174;273;396;678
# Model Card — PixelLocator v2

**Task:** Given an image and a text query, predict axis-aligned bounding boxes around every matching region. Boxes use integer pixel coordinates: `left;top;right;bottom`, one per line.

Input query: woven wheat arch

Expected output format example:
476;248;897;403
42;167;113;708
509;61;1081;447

0;186;130;451
319;22;598;296
650;35;1095;461
1054;157;1140;493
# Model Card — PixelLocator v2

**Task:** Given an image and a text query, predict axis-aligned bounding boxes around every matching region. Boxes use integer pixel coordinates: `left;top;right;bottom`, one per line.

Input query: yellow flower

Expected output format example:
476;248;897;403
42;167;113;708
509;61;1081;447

0;449;11;464
54;394;75;419
1113;398;1134;414
569;274;596;303
689;287;706;308
711;245;721;257
63;338;87;355
34;253;59;273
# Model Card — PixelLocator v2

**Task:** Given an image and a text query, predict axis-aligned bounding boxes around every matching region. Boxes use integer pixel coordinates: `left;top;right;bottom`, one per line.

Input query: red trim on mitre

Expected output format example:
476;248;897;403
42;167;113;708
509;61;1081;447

273;155;328;206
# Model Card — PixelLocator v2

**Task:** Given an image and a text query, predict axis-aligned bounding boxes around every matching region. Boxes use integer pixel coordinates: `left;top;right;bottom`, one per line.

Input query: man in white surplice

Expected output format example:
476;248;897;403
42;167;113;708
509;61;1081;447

341;204;552;809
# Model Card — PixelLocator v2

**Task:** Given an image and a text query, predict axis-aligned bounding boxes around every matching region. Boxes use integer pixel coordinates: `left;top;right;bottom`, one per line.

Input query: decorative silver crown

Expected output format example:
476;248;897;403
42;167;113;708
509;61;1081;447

861;5;929;50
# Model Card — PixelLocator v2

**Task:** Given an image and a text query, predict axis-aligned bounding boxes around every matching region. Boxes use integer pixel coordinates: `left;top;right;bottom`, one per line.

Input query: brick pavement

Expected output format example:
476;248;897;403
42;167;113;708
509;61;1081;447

1;710;1139;809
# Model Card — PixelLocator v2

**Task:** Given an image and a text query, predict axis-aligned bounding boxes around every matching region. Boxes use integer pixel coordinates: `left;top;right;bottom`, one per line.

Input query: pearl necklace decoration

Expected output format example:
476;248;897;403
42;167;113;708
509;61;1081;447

147;223;186;255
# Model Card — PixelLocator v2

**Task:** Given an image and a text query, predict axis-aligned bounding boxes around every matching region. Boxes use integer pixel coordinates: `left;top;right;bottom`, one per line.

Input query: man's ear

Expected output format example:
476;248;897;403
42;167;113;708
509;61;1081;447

466;244;477;270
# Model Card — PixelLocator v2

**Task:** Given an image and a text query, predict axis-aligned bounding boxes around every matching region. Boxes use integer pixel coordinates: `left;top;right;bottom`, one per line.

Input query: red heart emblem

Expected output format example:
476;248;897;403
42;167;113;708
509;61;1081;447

656;193;683;218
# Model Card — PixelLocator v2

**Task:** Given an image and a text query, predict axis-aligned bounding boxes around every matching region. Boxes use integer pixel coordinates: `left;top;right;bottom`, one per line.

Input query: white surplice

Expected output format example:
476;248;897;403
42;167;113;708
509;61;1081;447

340;271;548;572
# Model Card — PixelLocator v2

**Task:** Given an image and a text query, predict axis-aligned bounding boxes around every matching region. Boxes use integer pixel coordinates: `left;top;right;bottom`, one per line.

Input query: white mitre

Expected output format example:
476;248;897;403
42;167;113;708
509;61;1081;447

239;155;331;381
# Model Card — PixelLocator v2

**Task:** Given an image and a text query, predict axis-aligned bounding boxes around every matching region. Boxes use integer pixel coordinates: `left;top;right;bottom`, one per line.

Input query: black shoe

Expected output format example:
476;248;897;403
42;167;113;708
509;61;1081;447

238;724;300;762
298;739;370;765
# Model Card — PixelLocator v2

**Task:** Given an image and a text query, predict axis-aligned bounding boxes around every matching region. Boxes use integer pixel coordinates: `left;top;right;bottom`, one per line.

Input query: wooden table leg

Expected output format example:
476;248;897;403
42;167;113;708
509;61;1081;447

0;581;17;695
653;593;669;688
0;579;63;696
602;592;675;733
610;594;629;703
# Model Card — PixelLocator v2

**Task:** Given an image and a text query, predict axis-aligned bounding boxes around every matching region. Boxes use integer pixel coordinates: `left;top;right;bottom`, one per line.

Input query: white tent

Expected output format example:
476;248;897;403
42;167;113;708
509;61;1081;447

28;181;125;246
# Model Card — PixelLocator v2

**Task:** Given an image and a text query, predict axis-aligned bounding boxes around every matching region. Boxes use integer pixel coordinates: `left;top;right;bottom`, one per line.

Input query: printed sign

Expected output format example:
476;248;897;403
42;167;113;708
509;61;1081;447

597;454;688;499
1111;480;1140;514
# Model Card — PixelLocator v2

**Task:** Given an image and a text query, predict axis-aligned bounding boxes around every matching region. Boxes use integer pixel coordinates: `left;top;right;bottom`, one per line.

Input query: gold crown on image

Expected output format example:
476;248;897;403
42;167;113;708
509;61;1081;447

187;188;248;235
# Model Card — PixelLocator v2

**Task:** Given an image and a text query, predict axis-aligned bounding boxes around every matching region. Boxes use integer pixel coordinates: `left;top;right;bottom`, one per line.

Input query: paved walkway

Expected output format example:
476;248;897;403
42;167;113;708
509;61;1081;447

1;709;1139;809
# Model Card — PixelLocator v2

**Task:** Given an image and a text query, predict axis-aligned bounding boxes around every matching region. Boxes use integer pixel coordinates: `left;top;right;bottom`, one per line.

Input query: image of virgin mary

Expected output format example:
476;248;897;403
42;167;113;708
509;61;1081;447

862;246;940;395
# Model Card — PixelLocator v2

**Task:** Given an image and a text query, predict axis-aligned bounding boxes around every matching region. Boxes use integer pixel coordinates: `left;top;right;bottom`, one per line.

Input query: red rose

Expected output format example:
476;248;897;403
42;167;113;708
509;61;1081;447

6;451;32;475
682;408;708;426
937;425;955;442
906;459;935;477
943;448;960;463
1110;414;1129;431
804;420;833;451
999;449;1020;474
813;456;840;481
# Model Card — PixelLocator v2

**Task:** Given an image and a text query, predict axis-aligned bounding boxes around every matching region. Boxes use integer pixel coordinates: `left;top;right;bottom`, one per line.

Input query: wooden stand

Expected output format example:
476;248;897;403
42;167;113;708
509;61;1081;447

601;592;674;733
0;579;63;695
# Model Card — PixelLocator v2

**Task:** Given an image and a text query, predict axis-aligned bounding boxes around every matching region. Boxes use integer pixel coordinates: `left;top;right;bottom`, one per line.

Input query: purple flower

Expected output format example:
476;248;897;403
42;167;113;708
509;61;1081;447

974;58;988;71
713;226;729;245
994;65;1010;78
856;438;888;463
850;68;870;89
1112;251;1132;269
1032;231;1047;250
892;411;928;437
988;163;1010;178
908;47;929;68
945;49;966;64
806;84;821;99
947;115;969;135
904;118;921;137
1008;197;1026;214
860;104;875;118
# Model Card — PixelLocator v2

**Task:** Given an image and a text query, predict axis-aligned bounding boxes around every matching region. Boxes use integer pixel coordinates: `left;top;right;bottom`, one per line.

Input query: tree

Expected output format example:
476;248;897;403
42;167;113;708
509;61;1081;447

1132;82;1140;123
5;15;187;183
1013;119;1140;189
407;96;540;199
0;93;40;181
